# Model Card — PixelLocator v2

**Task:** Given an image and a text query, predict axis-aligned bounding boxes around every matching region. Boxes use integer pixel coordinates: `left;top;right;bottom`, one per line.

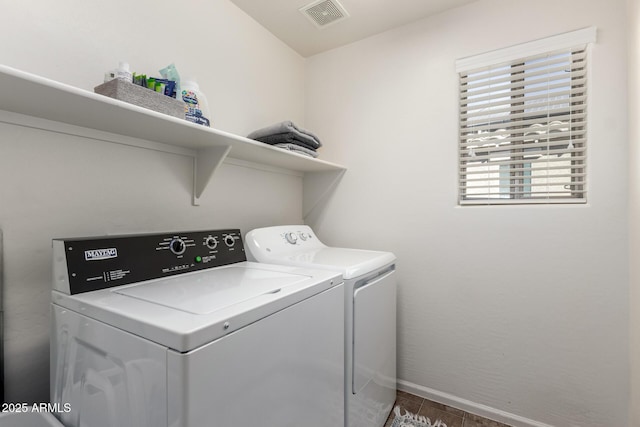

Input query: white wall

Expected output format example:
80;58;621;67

305;1;629;426
0;0;306;403
628;0;640;425
0;0;305;136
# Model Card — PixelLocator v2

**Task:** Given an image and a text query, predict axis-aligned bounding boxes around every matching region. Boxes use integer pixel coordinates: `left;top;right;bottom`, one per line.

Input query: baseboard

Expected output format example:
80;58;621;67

397;379;555;427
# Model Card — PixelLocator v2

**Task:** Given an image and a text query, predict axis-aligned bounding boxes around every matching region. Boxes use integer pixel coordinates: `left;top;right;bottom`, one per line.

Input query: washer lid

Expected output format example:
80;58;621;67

51;262;340;352
272;247;395;280
115;266;308;315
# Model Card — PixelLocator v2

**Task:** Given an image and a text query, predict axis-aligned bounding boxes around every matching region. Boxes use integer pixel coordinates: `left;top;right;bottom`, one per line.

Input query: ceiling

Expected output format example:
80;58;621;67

230;0;478;57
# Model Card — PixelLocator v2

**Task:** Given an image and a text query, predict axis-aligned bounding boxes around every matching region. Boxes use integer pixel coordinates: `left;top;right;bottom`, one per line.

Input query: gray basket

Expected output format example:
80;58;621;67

94;79;184;119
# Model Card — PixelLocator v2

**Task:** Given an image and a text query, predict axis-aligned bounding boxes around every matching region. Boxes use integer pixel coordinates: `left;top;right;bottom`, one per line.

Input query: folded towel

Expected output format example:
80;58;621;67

255;132;319;151
247;121;322;149
274;143;319;158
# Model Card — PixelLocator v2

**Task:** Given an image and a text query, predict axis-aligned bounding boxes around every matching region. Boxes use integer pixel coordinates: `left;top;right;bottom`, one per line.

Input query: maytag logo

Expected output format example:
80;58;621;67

84;248;118;261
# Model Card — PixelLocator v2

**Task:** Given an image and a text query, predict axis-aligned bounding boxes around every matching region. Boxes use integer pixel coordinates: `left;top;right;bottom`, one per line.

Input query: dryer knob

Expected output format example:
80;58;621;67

299;232;308;241
285;232;298;244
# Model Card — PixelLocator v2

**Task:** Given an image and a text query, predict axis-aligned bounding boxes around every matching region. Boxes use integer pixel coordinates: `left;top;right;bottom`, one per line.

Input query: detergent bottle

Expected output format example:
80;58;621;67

179;80;211;127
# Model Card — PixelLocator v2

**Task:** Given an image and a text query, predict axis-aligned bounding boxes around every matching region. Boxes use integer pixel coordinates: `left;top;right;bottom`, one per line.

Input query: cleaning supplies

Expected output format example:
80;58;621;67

179;80;211;127
101;62;210;126
115;62;132;82
104;61;132;83
159;63;181;99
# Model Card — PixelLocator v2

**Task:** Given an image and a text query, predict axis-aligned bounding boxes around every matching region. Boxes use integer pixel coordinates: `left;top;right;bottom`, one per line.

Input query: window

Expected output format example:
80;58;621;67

456;28;596;205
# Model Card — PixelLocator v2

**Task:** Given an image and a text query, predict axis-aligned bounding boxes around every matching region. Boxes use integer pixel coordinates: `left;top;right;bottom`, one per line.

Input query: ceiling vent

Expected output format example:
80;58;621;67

299;0;349;29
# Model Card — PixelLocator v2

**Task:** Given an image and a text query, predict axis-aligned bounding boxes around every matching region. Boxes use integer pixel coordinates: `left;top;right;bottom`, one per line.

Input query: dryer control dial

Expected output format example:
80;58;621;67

169;238;187;255
285;232;298;244
299;232;309;241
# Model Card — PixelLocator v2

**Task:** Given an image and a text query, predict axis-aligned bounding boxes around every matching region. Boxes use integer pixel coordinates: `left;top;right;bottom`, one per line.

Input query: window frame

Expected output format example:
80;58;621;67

455;27;596;206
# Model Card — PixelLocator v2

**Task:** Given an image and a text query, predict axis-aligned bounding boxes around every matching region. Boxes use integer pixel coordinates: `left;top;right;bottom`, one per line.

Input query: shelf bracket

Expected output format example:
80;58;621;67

302;169;346;219
193;145;232;206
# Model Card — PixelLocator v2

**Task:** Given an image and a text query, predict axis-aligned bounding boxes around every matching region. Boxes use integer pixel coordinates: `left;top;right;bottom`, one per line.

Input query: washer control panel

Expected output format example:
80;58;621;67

55;229;245;295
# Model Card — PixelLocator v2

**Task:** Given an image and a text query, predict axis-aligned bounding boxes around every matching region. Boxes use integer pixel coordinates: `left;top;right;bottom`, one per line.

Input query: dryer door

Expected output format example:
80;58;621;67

352;268;396;396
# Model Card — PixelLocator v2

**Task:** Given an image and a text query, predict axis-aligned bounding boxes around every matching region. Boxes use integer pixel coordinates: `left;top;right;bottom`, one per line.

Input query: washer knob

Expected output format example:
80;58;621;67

170;238;186;255
205;236;218;250
285;232;298;244
299;232;308;241
224;235;236;247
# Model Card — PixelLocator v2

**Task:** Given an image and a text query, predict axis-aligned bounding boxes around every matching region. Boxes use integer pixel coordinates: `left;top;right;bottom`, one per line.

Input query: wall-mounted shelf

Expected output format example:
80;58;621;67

0;65;345;215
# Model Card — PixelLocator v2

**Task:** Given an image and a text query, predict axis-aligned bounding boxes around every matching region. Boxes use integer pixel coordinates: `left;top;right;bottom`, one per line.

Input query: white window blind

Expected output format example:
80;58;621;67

457;29;595;205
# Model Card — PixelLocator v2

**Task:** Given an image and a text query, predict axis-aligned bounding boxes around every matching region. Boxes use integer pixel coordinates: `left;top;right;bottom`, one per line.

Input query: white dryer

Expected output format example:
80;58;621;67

245;225;396;427
50;229;344;427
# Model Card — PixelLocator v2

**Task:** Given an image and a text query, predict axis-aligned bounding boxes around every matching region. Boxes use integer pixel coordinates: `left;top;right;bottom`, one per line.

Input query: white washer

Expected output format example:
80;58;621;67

50;229;344;427
245;225;396;427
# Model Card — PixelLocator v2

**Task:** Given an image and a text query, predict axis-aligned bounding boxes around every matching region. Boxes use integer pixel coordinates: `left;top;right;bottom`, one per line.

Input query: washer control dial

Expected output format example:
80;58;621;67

205;236;218;250
224;235;236;247
285;232;298;244
299;232;308;241
170;238;187;255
